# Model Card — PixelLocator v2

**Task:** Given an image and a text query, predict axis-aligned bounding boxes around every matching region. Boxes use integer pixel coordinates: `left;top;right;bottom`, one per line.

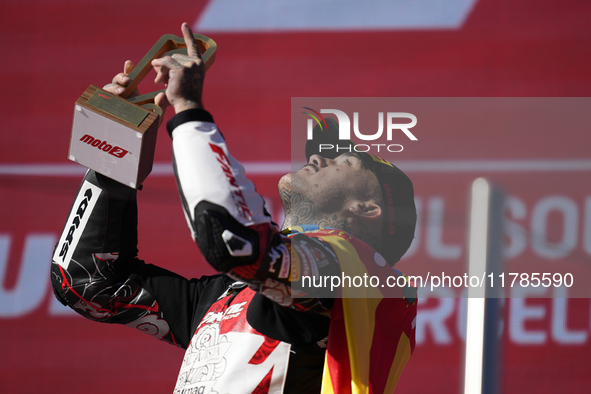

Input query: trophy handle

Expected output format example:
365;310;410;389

122;33;217;107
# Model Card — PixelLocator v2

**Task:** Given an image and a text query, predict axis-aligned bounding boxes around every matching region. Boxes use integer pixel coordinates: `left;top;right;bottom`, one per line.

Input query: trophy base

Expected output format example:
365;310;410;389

69;85;160;189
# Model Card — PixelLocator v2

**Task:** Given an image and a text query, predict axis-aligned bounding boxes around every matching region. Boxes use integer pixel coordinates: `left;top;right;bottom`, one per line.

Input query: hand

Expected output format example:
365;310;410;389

103;60;138;97
151;22;205;114
103;60;169;120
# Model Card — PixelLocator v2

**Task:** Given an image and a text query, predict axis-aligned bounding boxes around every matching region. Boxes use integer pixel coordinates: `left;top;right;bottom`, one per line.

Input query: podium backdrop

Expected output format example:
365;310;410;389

1;1;590;393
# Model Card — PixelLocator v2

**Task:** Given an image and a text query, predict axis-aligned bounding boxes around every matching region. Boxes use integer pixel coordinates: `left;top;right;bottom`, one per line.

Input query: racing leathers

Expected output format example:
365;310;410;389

51;108;416;394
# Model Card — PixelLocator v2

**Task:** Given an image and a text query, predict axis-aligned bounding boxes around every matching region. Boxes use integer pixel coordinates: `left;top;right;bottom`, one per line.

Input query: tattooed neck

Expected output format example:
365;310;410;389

280;190;382;252
288;193;351;230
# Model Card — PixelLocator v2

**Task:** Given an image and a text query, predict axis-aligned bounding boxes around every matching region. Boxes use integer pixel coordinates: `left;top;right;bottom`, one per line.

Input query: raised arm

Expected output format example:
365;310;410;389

154;23;338;312
50;60;233;349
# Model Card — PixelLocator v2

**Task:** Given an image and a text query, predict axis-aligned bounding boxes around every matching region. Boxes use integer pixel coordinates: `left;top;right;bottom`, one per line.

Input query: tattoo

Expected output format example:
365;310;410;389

181;65;204;108
191;40;201;59
352;220;382;253
280;186;382;251
172;53;205;109
279;188;291;228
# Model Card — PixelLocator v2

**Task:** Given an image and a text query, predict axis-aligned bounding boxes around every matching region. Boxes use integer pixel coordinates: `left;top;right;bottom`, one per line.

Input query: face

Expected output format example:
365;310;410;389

279;153;378;214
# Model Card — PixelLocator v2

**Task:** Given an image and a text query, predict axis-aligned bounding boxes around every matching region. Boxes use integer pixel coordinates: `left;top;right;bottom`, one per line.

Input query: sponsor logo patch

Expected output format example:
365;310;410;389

312;248;330;269
274;244;290;279
199;301;247;328
209;143;253;221
293;243;312;278
53;180;102;269
289;244;301;282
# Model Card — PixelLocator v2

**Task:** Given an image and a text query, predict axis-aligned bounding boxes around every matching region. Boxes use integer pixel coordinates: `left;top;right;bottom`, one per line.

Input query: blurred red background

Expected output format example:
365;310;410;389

1;1;590;393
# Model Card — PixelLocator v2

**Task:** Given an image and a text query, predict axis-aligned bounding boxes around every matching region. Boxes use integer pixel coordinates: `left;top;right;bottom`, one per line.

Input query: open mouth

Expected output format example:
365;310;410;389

301;164;318;174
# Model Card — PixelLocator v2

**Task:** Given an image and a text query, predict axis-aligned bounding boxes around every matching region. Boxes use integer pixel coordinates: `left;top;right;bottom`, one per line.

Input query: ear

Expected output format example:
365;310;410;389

348;201;382;220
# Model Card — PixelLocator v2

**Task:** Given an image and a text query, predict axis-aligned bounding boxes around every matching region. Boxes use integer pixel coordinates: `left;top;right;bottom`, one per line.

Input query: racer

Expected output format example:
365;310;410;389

50;23;418;394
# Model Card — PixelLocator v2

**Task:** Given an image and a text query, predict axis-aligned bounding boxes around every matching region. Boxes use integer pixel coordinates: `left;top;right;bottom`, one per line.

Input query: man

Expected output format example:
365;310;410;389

51;23;417;394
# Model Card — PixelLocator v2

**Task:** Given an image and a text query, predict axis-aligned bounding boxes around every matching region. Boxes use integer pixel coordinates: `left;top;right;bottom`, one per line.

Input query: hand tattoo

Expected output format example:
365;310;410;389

172;53;205;109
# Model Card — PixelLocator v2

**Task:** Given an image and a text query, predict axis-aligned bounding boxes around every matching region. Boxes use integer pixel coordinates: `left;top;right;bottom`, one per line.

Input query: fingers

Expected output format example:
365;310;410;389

124;60;135;75
108;60;135;89
152;56;183;84
154;92;169;121
181;22;201;59
103;60;139;97
106;73;130;96
112;72;130;87
152;56;182;69
154;91;169;107
151;27;206;113
102;83;125;95
171;53;198;66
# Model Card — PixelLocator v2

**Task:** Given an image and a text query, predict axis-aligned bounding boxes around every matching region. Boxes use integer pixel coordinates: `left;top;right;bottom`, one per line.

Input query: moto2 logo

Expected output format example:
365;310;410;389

304;108;417;153
79;134;129;158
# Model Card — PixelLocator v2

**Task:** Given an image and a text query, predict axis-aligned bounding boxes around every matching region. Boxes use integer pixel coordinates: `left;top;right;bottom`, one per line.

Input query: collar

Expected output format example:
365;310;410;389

281;225;333;236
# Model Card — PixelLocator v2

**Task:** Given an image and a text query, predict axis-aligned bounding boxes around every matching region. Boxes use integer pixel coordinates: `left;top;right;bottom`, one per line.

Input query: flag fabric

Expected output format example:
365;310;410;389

301;230;417;394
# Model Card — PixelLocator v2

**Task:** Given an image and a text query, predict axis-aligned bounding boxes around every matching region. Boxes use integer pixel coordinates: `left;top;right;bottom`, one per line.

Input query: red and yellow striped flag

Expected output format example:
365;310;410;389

311;233;417;394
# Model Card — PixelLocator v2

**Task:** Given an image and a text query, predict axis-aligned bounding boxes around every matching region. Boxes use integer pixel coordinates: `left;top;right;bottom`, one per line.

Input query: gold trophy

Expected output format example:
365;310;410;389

69;33;216;189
